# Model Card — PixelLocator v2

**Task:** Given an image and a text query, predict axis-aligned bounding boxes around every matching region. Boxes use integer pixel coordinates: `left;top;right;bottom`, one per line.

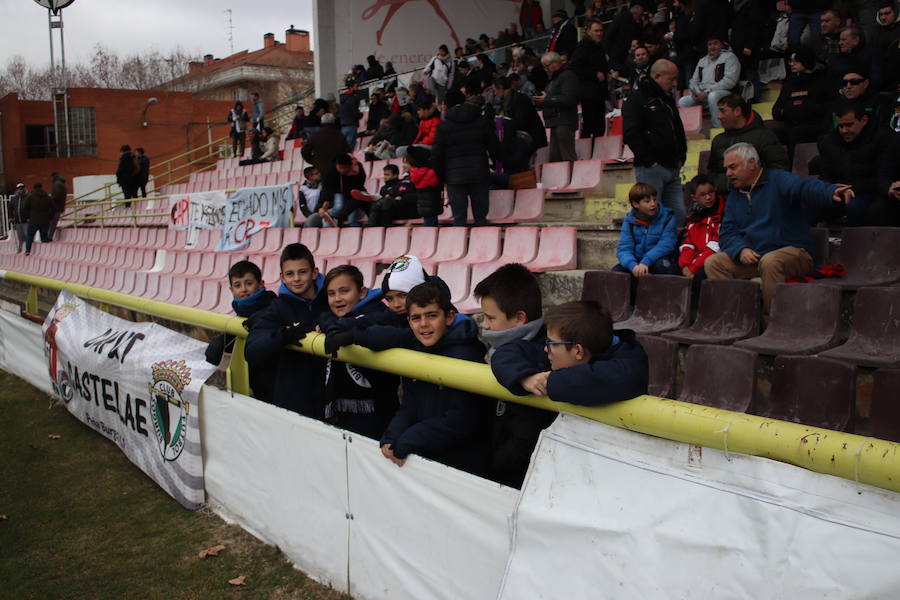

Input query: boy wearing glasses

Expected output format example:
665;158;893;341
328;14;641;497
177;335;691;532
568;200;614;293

530;300;648;405
679;175;726;279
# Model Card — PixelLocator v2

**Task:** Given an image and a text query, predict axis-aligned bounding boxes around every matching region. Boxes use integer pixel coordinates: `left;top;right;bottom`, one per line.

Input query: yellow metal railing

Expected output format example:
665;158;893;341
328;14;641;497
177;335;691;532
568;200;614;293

3;268;900;496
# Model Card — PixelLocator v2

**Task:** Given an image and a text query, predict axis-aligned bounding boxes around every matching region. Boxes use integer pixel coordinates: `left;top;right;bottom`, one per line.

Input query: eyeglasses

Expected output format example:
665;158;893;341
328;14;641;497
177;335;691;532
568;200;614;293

694;191;715;198
842;78;866;86
544;339;574;349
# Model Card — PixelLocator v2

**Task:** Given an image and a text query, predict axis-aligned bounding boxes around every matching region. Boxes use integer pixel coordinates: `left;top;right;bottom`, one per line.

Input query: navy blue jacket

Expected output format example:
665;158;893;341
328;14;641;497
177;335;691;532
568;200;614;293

339;90;362;127
546;330;649;406
356;317;491;474
616;206;678;271
719;169;838;261
245;275;328;416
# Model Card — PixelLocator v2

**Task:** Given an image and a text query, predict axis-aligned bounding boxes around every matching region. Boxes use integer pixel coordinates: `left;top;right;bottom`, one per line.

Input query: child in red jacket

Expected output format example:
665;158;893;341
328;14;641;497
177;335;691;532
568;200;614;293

679;175;726;278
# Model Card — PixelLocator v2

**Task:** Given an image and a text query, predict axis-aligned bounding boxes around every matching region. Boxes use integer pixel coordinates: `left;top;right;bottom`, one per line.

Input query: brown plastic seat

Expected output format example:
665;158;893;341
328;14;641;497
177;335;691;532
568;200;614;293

755;356;855;431
664;279;760;345
869;369;900;442
635;334;677;399
679;345;759;412
817;227;900;289
615;275;691;334
581;270;631;322
792;142;818;177
820;286;900;368
735;283;841;355
810;226;829;266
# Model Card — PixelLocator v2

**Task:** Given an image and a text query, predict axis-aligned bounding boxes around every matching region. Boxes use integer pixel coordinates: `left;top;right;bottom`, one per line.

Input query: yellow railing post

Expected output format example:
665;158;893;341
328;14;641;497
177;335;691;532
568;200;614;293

25;285;38;315
228;338;251;396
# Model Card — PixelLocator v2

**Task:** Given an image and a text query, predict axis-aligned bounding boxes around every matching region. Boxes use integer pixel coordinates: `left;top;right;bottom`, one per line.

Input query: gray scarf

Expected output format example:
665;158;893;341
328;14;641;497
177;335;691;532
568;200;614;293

481;317;545;358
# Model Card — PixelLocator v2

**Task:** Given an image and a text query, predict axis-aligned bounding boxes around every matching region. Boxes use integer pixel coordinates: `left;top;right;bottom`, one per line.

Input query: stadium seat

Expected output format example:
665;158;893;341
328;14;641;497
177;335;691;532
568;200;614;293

869;369;900;442
487;190;515;221
197;279;222;312
349;258;377;288
614;275;691;334
735;283;841;355
292;227;316;251
698;150;710;176
315;228;341;257
353;227;386;259
183;278;205;308
460;227;502;264
528;226;578;272
454;262;504;314
576;138;593;161
635;334;678;399
810;226;829;265
374;226;412;262
556;160;603;193
496;227;539;264
331;228;363;258
509;189;544;222
664;279;761;345
679;106;703;133
754;356;855;432
436;262;472;306
261;255;281;285
817;227;900;289
581;270;632;322
820;286;900;368
421;227;468;273
540;162;571;190
679;345;758;412
408;227;438;259
792;142;818;177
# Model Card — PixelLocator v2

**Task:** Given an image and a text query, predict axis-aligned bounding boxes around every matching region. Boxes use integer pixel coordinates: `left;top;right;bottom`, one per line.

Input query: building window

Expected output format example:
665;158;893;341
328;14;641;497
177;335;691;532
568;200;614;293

25;124;56;158
62;106;97;156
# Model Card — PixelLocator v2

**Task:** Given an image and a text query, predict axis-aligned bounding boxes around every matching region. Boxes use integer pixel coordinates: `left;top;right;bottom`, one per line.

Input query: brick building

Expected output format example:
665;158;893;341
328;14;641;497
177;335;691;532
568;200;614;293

0;88;233;194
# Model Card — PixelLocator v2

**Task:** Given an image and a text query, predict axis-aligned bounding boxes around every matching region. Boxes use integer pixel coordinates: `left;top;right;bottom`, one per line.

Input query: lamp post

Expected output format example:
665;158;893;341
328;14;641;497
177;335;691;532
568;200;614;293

33;0;76;157
141;98;159;128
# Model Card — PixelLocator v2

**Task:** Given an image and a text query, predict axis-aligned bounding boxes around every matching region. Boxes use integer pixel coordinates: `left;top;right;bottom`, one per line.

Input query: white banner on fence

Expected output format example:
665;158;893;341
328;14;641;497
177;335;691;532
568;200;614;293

41;290;216;509
168;190;228;230
218;183;294;251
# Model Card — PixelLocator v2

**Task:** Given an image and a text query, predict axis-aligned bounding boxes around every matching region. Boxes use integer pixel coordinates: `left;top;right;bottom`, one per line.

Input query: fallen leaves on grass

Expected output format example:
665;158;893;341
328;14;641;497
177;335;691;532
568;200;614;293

48;435;62;440
198;544;227;559
228;575;246;586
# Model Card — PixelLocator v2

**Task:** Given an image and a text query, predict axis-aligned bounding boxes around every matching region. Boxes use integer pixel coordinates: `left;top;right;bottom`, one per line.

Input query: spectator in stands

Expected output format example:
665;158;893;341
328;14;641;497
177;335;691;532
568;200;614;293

704;142;854;313
871;1;900;56
390;86;418;119
465;37;482;55
363;90;390;137
135;149;150;199
605;2;646;70
772;48;832;157
624;59;688;228
492;76;547;175
508;72;537;97
410;81;431;108
251;92;264;131
384;61;397;76
206;260;277;402
472;54;498;93
287;106;307;141
677;36;741;129
351;64;368;84
399;98;440;157
365;163;414;225
834;68;892;126
432;95;500;226
318;265;399;439
380;255;428;319
452;61;478;96
816;100;891;225
365;113;417;160
356;282;490;475
537;300;648;406
239;127;280;165
569;17;609;139
9;183;28;253
339;80;363;149
295;166;323;226
48;172;66;241
115;144;138;207
406;146;443;226
228;101;250;157
829;27;882;91
246;243;327;416
496;23;524;47
786;0;830;49
303;98;331;137
870;132;900;226
23;182;52;256
613;182;680;277
547;9;578;57
474;263;557;488
520;0;545;38
731;0;765;102
313;153;368;227
302;113;350;181
535;51;579;163
708;94;789;194
424;45;455;104
807;8;843;68
366;55;385;80
679;174;725;278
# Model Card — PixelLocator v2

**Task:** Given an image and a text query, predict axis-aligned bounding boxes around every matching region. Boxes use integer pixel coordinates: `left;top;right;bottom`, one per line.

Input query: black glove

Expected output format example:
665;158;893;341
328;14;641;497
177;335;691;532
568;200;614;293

324;328;355;356
282;321;312;345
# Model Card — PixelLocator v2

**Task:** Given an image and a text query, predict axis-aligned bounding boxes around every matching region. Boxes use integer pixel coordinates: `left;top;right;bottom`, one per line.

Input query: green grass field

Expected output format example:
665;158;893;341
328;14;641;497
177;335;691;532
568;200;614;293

0;370;349;600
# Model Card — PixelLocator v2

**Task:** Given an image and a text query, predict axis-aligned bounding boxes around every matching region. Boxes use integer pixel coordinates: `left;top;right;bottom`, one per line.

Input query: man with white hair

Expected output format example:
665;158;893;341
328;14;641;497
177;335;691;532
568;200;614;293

704;142;854;313
534;52;579;162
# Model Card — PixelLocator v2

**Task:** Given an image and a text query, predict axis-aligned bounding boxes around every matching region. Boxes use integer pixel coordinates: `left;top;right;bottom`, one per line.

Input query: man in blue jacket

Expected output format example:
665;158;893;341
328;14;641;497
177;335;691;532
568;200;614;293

704;142;854;313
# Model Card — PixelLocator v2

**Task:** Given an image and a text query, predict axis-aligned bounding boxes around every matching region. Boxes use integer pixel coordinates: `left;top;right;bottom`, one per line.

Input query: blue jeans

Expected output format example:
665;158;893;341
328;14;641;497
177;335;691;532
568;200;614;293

341;125;358;150
634;165;686;229
328;193;360;227
788;12;821;48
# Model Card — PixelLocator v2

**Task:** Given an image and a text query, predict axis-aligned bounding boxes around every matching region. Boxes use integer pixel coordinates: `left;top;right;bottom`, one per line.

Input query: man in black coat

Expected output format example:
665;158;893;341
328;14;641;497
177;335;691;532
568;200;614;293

535;52;579;162
623;59;688;228
569;17;609;138
772;48;833;159
606;2;646;70
431;96;500;226
869;132;900;226
546;9;578;58
492;76;547;174
115;144;138;207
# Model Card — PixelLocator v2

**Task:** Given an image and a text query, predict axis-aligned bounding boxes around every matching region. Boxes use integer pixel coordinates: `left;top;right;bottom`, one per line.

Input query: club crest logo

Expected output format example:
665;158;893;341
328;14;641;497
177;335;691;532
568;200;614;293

149;360;192;461
387;256;411;272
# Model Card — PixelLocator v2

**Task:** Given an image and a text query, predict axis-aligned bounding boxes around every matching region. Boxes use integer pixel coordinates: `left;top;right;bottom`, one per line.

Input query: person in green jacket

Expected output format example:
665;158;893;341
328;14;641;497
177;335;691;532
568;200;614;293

23;182;53;255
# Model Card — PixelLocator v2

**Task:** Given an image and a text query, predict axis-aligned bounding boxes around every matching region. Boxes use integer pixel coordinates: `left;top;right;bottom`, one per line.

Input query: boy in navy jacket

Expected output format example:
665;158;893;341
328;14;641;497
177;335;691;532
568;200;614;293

318;264;400;439
474;263;557;488
613;182;679;277
349;282;491;475
205;260;277;402
245;243;328;417
530;300;648;406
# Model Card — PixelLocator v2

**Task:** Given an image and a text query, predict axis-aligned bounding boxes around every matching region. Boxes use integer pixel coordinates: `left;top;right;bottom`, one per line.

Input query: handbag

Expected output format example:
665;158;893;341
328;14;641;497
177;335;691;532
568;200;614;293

508;169;537;190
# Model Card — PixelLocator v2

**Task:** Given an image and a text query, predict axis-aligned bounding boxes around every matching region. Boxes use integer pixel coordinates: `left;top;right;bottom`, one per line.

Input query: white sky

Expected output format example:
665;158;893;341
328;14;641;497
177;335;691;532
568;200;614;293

0;0;315;68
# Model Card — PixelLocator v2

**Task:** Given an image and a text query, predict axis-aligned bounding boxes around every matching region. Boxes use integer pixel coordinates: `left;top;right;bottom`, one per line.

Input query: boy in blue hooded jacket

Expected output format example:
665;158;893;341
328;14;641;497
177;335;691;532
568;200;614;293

318;264;400;439
613;182;680;277
245;243;328;417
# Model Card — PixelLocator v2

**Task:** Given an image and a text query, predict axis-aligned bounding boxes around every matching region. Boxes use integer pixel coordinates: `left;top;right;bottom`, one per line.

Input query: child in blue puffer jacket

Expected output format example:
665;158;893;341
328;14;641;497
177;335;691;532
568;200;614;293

613;182;680;277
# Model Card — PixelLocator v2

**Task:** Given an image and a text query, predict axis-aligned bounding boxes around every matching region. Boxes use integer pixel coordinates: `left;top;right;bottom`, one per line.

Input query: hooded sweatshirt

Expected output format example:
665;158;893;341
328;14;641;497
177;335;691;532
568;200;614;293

616;205;678;271
679;197;726;274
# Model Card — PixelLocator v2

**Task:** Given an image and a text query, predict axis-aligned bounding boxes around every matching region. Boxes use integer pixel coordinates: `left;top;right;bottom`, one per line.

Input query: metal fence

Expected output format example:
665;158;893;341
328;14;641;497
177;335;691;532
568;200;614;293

0;196;10;240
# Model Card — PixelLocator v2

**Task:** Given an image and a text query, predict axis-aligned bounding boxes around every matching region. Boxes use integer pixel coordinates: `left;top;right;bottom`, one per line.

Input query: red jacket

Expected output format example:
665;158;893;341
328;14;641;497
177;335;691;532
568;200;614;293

410;166;440;188
678;197;725;274
519;1;544;31
413;115;441;146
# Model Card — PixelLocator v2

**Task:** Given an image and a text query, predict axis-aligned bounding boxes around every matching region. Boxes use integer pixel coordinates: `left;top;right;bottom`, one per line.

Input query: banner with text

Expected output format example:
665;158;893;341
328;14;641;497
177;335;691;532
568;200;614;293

217;184;294;252
42;290;216;509
168;190;228;230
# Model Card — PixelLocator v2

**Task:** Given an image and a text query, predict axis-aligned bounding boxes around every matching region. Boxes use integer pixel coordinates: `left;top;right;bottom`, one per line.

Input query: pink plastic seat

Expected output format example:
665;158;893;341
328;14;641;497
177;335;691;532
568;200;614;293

679;106;702;133
183;278;204;308
315;228;340;257
408;227;438;259
374;227;412;262
261;255;281;285
196;280;222;312
527;226;577;272
576;138;593;160
540;162;571;190
593;135;624;163
331;228;363;258
354;227;386;258
436;262;471;305
454;262;499;314
498;226;540;264
487;190;515;221
557;160;603;192
421;227;468;273
296;227;318;251
510;189;545;222
461;227;502;263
